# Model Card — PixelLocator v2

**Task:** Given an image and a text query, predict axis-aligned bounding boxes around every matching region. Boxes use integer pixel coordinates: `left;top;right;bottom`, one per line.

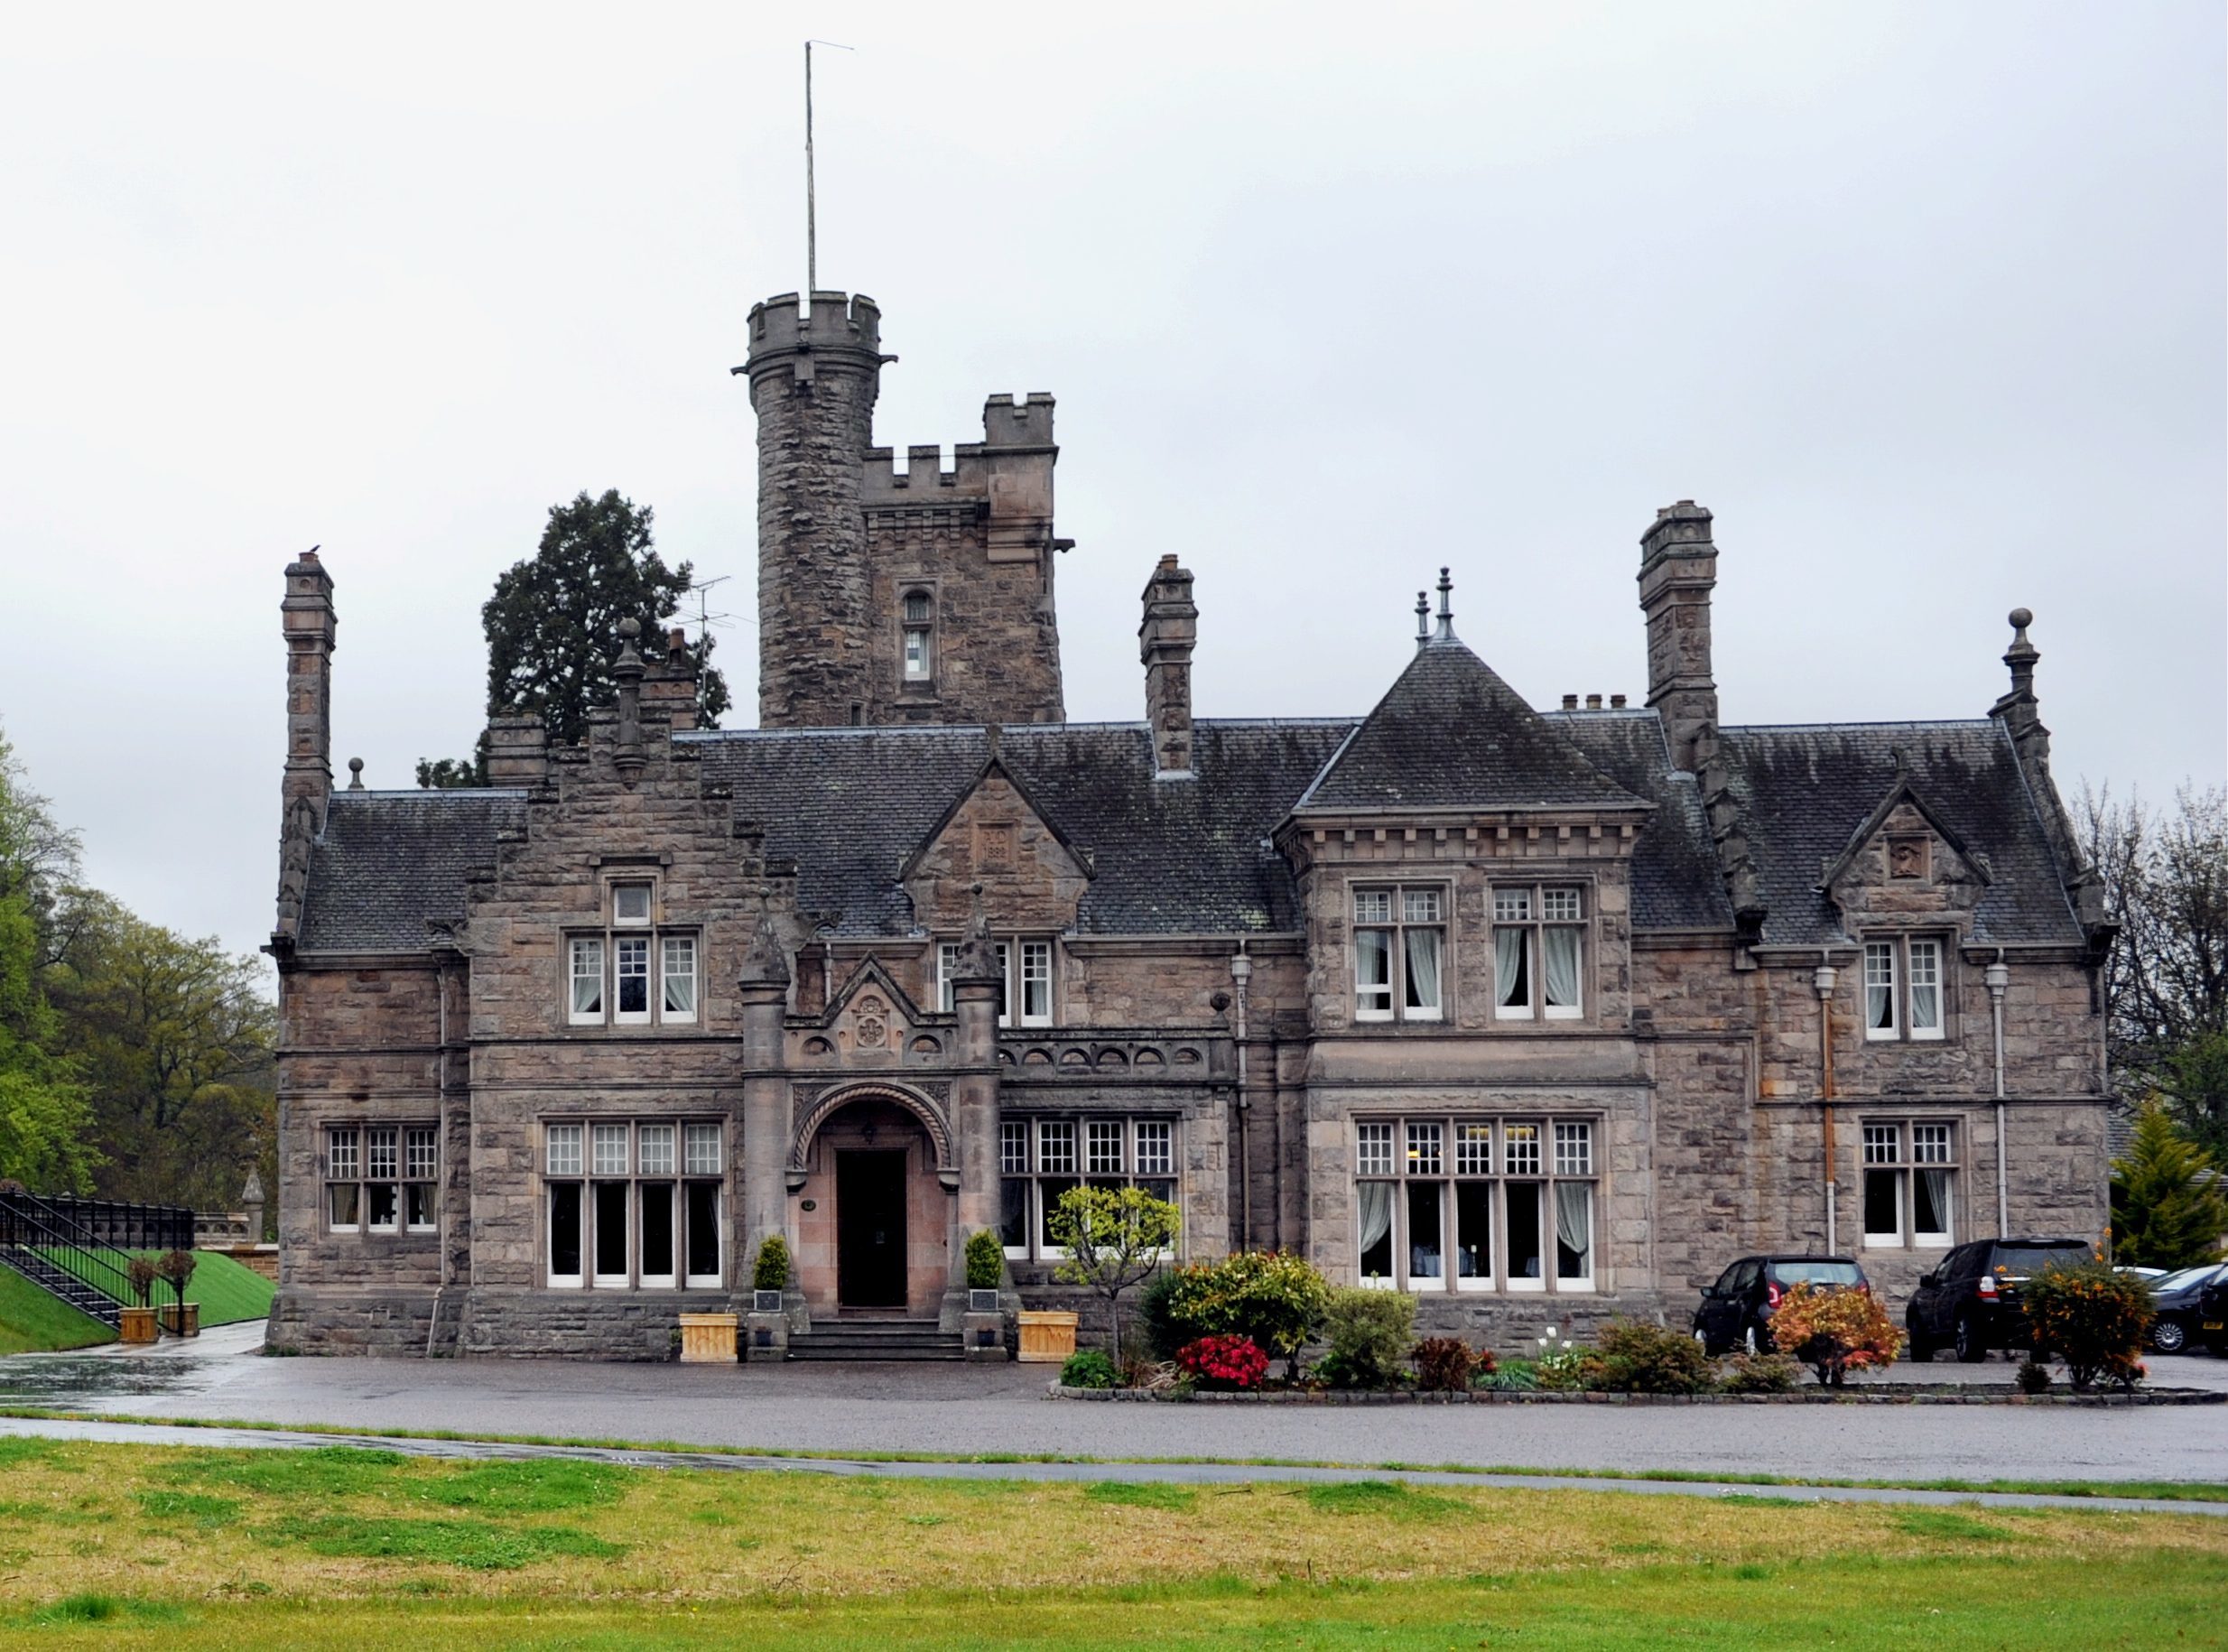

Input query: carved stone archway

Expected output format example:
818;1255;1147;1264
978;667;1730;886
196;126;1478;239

787;1081;958;1192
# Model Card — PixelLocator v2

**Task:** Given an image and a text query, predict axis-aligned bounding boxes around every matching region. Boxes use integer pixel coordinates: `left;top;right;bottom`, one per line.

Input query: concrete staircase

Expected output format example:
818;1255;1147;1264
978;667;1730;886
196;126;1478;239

786;1317;964;1362
0;1248;123;1329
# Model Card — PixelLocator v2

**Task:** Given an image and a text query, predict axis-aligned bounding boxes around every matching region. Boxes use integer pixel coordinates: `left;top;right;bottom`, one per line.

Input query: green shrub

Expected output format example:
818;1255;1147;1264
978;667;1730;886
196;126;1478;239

964;1228;1005;1291
1532;1326;1597;1390
1148;1251;1331;1378
1591;1319;1718;1395
1317;1287;1414;1389
2016;1359;2053;1396
1411;1336;1484;1393
2021;1257;2151;1392
1476;1358;1538;1392
1719;1351;1800;1394
751;1234;792;1294
1060;1350;1117;1389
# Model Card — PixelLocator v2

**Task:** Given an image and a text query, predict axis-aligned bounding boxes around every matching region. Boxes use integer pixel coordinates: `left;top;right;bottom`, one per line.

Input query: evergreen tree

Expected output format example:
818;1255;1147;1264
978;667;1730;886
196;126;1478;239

0;729;94;1190
419;489;729;785
2109;1101;2228;1269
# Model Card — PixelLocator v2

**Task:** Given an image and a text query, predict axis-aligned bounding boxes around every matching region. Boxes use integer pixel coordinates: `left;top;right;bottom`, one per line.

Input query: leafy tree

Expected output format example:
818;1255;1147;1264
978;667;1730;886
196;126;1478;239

2110;1102;2228;1269
420;489;728;784
1048;1183;1181;1368
44;891;275;1211
2082;785;2228;1156
0;730;93;1191
0;725;82;963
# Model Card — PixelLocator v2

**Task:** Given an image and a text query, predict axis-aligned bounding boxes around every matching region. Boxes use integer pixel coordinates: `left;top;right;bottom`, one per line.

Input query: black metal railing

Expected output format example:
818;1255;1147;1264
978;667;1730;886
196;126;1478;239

0;1191;146;1308
31;1193;196;1253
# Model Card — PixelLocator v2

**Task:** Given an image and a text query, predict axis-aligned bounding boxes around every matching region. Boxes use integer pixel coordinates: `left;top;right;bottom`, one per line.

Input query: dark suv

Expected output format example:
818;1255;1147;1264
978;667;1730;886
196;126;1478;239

1692;1256;1871;1355
1904;1237;2093;1361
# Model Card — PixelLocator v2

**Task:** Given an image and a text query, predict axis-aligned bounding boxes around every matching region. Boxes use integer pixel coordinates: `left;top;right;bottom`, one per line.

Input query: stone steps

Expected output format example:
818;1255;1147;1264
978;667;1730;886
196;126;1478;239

787;1318;965;1361
0;1247;124;1328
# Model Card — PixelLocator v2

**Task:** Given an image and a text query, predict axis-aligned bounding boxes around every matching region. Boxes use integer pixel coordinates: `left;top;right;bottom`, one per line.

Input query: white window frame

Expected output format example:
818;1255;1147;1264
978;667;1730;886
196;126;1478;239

661;934;699;1024
1863;941;1900;1040
1354;1116;1596;1295
1864;936;1951;1043
404;1126;440;1232
1907;938;1945;1041
611;882;653;926
998;1116;1177;1262
566;877;698;1027
1494;885;1587;1022
325;1122;440;1238
1862;1118;1957;1248
937;934;1056;1026
569;937;605;1025
901;589;934;684
613;936;653;1026
544;1118;725;1290
1351;884;1446;1024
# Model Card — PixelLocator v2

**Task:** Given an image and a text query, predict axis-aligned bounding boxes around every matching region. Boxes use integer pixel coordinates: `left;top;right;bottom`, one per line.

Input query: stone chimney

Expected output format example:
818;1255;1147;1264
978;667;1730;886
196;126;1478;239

1638;500;1719;772
641;626;701;733
485;715;549;788
1138;555;1197;778
275;549;336;941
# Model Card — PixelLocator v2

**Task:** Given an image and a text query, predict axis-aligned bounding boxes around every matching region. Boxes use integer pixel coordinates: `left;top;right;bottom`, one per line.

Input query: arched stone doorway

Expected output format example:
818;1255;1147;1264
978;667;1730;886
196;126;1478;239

793;1094;952;1318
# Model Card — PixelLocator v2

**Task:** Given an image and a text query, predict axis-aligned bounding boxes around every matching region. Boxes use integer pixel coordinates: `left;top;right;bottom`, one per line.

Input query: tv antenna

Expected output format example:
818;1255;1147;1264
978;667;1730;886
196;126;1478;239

804;39;854;295
664;575;736;719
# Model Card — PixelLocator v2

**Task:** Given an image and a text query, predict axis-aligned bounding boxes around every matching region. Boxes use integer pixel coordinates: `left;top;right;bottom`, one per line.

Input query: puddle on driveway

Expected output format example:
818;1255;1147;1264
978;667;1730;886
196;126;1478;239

0;1352;210;1405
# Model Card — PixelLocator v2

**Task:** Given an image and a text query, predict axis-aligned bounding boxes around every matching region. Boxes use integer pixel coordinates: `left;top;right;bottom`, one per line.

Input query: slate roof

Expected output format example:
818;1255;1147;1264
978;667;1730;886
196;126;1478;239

1544;710;1735;932
298;789;527;952
1712;720;2084;948
690;720;1354;937
1295;636;1649;814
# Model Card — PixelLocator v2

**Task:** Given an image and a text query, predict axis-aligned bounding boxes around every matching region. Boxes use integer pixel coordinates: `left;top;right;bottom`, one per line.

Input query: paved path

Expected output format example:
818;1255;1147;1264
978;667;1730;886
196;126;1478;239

3;1413;2223;1518
3;1323;2223;1488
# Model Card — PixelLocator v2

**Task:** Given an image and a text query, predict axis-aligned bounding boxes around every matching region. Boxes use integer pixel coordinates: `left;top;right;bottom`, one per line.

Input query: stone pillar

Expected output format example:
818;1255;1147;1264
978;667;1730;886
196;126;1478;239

1637;500;1718;773
737;913;792;1351
1138;555;1197;778
943;906;1007;1342
275;549;336;939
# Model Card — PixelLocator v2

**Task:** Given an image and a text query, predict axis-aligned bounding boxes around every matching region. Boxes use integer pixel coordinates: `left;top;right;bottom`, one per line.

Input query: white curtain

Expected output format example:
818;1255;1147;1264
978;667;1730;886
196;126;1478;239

1356;930;1392;1003
1495;928;1527;1007
1543;927;1580;1009
1919;1168;1952;1235
1910;979;1940;1033
1555;1183;1592;1278
1405;929;1441;1013
1356;1182;1394;1280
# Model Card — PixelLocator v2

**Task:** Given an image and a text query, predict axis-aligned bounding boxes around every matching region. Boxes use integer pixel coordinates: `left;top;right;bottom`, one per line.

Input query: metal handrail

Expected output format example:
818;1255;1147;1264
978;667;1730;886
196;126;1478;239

33;1193;195;1253
0;1193;146;1306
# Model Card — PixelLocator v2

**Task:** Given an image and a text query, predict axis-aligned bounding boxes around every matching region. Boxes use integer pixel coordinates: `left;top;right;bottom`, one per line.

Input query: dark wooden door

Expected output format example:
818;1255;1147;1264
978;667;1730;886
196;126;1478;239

836;1151;908;1308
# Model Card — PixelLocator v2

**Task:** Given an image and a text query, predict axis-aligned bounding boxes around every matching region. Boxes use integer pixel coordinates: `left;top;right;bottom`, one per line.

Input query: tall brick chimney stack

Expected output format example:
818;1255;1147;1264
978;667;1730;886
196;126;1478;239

1139;555;1198;778
275;549;337;940
1637;501;1719;773
738;291;887;729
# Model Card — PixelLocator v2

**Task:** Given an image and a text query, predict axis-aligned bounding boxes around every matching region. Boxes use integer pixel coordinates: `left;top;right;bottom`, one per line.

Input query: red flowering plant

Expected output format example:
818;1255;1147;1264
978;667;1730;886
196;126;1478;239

1175;1333;1270;1391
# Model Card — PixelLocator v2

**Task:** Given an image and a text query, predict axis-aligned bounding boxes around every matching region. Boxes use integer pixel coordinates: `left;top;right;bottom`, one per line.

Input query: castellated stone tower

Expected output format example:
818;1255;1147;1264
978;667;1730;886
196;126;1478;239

742;291;1066;729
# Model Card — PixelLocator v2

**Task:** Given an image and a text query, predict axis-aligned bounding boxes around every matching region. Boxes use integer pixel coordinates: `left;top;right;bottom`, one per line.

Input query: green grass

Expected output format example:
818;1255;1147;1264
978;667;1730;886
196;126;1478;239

36;1248;274;1327
0;1266;116;1354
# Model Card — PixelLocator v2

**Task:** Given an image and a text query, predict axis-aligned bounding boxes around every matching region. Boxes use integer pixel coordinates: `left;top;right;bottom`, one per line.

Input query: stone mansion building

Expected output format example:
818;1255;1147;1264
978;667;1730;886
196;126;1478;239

267;288;2113;1358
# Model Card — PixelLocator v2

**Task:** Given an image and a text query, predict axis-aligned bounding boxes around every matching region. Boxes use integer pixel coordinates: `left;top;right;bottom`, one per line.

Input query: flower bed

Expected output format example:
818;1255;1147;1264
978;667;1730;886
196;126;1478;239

1047;1381;2225;1406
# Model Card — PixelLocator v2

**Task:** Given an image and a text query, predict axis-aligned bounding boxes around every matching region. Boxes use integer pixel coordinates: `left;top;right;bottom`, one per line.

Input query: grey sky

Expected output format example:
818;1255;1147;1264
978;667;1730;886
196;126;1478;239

2;3;2220;968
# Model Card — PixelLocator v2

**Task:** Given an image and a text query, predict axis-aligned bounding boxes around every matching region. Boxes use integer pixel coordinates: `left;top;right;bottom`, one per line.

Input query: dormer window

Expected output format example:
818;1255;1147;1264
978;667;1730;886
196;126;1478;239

901;590;934;683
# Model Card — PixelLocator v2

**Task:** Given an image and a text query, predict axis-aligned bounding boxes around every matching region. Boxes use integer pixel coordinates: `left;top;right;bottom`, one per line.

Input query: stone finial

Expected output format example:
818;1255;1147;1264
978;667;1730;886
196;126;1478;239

737;902;791;988
346;757;365;791
1434;568;1455;642
1415;590;1430;648
612;617;646;788
2003;607;2038;701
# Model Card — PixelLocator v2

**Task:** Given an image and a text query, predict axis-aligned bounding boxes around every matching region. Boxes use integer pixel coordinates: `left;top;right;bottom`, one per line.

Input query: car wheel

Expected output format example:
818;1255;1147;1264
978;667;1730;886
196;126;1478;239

2152;1318;2187;1355
1907;1321;1936;1362
1954;1310;1986;1364
1694;1327;1715;1357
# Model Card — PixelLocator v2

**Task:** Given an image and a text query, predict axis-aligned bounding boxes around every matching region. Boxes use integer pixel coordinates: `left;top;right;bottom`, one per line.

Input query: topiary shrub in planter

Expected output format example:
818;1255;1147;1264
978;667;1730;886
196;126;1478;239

1592;1319;1719;1395
1720;1351;1800;1394
1768;1281;1902;1387
964;1228;1006;1292
1176;1334;1269;1391
1412;1336;1486;1393
2021;1257;2151;1392
1061;1349;1117;1389
753;1234;792;1293
1315;1287;1414;1389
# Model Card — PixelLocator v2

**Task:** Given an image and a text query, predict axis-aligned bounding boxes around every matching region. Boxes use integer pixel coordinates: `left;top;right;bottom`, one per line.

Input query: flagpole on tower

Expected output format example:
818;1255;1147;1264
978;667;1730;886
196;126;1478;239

804;39;853;297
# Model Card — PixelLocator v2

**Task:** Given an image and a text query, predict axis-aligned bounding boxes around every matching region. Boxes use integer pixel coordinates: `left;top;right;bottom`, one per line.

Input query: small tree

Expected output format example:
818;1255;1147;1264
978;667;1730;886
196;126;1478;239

155;1248;196;1318
1047;1183;1180;1369
1767;1281;1901;1387
2022;1258;2153;1392
125;1254;158;1307
2110;1102;2228;1269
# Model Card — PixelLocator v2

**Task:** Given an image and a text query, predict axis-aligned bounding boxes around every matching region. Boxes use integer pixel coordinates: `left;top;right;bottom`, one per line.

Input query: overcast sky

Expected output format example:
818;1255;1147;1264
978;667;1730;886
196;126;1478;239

1;2;2221;968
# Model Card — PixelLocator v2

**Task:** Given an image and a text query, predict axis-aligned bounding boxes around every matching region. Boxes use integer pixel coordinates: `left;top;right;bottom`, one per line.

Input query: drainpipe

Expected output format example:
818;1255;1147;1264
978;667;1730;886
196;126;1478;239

1986;951;2010;1236
1813;958;1838;1254
1231;947;1253;1254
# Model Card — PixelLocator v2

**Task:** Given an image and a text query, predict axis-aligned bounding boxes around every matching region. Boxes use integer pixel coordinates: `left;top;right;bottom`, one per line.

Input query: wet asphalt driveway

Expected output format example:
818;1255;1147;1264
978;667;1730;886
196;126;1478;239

3;1321;2223;1488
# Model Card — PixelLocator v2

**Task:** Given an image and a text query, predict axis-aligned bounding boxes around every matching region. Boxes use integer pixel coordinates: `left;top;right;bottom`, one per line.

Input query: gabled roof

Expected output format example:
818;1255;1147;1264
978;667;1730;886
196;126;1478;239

298;789;527;952
896;752;1097;885
1295;636;1649;814
815;955;933;1028
1815;768;1990;894
1713;720;2084;949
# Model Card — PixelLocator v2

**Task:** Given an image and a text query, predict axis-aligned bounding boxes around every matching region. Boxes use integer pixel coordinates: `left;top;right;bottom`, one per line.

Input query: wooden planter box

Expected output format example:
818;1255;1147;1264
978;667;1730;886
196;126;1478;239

1017;1310;1078;1364
118;1305;159;1345
157;1303;200;1338
677;1312;738;1364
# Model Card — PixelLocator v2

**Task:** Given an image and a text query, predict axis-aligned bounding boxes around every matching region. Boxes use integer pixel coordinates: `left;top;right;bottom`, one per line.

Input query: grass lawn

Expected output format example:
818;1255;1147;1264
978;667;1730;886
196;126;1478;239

0;1270;116;1355
0;1436;2220;1648
37;1248;274;1327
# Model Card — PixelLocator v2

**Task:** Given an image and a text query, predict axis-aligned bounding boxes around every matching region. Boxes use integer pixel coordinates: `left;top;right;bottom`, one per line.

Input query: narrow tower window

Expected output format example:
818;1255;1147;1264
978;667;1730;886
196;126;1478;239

902;590;934;683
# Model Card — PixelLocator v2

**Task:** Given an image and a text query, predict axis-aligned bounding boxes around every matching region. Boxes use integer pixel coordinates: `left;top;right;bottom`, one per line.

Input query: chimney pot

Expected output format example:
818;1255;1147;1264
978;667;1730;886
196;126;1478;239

1561;694;1579;710
1611;693;1627;709
1585;693;1603;711
1139;558;1198;778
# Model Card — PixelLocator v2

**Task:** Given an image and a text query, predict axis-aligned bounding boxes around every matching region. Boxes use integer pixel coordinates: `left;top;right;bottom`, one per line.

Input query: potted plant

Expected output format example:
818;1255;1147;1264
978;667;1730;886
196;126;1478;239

752;1233;791;1313
120;1256;160;1345
965;1228;1005;1313
154;1248;199;1337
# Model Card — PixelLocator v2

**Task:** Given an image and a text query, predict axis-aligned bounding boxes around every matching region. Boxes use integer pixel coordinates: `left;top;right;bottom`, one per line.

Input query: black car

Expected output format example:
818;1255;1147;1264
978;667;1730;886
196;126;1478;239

1692;1256;1871;1355
2200;1276;2228;1357
1904;1237;2092;1361
2142;1263;2228;1354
